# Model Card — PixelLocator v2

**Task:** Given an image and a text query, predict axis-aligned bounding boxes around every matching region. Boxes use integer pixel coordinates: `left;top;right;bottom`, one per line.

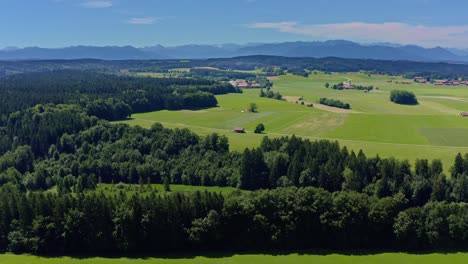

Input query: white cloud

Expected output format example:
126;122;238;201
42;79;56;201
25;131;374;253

247;21;468;48
80;1;113;8
126;17;161;25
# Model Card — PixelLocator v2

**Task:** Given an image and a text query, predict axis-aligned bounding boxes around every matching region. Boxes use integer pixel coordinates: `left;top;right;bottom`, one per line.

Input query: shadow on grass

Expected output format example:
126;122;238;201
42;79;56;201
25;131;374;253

32;248;468;260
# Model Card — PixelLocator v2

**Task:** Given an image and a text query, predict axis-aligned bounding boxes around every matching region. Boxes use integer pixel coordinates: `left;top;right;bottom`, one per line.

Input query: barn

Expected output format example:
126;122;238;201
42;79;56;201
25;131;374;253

233;127;245;133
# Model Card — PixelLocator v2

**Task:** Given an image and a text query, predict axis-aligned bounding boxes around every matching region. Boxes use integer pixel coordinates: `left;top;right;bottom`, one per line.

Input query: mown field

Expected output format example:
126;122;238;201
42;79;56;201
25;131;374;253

1;252;468;264
121;72;468;170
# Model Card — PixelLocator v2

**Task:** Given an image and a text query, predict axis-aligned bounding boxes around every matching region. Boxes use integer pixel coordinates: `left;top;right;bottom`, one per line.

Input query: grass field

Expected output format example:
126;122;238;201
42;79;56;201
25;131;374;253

120;72;468;170
96;183;239;195
1;253;468;264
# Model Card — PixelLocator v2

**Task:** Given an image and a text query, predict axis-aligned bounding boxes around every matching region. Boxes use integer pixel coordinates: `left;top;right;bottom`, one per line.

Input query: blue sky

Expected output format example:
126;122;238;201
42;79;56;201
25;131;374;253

2;0;468;48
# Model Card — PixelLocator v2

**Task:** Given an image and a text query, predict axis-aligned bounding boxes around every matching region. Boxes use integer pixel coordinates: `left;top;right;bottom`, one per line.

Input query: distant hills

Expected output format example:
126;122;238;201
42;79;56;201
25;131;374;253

2;40;468;62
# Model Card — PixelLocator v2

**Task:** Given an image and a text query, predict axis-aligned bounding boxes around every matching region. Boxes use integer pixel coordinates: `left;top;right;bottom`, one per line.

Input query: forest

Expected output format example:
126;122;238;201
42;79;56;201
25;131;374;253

0;70;468;255
259;88;283;100
1;105;468;253
4;55;468;79
0;70;240;124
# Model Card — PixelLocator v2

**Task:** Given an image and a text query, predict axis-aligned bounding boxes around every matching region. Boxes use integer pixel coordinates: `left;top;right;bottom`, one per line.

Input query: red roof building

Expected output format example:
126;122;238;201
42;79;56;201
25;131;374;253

233;127;245;133
236;82;249;88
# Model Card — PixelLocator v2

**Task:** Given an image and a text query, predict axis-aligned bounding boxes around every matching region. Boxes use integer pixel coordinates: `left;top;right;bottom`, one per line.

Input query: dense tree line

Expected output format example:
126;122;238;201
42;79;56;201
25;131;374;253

0;184;467;255
259;88;282;100
0;70;240;123
330;83;374;91
390;90;418;105
181;68;258;81
319;98;351;109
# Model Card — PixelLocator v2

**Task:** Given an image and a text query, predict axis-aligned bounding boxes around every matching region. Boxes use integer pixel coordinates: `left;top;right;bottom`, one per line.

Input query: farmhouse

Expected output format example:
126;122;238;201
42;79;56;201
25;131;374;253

233;127;245;133
414;77;427;83
237;82;249;88
433;80;468;86
231;81;262;88
343;84;354;89
461;112;468;117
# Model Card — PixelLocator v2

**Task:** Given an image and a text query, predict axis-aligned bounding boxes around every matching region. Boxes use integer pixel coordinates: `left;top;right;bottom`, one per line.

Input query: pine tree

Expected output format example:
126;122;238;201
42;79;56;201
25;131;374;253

452;153;464;178
239;149;253;190
163;177;171;192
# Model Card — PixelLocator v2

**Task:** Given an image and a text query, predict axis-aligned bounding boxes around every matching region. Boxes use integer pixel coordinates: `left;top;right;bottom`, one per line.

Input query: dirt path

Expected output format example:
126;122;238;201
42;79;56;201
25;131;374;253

420;95;468;102
283;96;361;114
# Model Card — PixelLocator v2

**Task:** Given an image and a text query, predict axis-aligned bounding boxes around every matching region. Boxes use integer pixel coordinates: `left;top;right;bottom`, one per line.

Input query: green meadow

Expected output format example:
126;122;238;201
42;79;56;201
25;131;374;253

1;252;467;264
96;183;239;195
121;72;468;170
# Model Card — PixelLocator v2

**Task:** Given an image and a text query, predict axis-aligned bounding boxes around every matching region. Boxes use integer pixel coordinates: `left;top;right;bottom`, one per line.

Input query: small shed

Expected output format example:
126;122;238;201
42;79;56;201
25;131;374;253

234;127;245;133
461;112;468;117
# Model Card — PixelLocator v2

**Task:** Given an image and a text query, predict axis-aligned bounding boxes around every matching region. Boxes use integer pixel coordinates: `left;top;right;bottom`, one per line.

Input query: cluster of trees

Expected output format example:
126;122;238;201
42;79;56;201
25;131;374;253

329;83;374;91
259;88;282;100
0;104;97;155
0;70;240;123
86;98;132;121
390;90;418;105
319;98;351;109
287;66;309;77
259;66;284;76
181;68;258;81
237;137;468;204
252;77;273;88
0;119;239;190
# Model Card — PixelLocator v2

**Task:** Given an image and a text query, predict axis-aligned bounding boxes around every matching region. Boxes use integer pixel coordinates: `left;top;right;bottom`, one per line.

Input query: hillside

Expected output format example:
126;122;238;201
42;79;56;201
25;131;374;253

3;56;468;79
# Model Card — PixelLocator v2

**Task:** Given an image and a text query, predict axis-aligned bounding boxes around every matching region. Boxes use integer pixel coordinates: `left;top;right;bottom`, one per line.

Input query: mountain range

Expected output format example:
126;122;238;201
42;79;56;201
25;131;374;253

2;40;468;62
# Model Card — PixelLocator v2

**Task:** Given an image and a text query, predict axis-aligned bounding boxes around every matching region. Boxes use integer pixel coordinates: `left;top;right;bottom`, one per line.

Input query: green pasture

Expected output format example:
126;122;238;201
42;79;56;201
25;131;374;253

120;73;468;170
96;183;238;195
1;252;468;264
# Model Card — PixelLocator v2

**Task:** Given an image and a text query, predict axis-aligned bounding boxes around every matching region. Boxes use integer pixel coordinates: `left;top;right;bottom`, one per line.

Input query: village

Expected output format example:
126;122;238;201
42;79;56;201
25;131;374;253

414;76;468;86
